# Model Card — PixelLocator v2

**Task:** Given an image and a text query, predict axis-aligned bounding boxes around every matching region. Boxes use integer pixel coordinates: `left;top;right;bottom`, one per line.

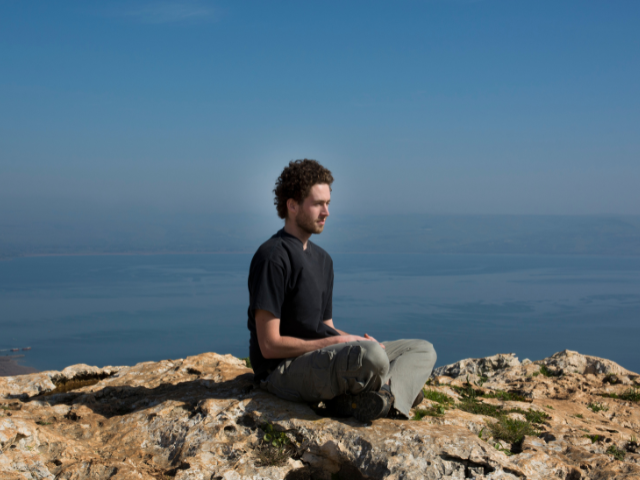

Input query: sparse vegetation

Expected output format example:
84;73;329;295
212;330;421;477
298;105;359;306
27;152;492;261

482;390;529;403
261;423;290;449
606;445;626;461
422;389;454;405
587;402;609;413
600;385;640;403
520;409;551;425
574;414;584;419
451;383;483;401
545;405;554;410
584;434;604;443
450;385;549;452
255;423;295;467
539;365;554;377
241;357;252;369
488;417;539;445
412;405;446;420
493;443;514;456
456;399;503;417
475;367;489;387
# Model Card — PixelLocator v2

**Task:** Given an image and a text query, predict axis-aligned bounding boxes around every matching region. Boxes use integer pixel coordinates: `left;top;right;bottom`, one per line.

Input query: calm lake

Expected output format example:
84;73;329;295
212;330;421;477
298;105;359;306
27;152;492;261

1;253;639;374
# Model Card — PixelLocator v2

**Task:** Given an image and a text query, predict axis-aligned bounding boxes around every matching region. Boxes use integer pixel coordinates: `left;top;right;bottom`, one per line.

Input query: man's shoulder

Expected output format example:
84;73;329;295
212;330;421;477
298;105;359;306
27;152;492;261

251;231;289;265
309;241;333;263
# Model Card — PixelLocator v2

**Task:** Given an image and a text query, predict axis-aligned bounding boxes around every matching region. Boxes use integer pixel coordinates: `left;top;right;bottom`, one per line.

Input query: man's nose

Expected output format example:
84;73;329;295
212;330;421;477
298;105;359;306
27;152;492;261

323;205;330;217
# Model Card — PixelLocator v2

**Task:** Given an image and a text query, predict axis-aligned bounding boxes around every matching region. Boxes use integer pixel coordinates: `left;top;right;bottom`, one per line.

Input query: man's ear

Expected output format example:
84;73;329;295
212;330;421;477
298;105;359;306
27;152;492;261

286;198;298;216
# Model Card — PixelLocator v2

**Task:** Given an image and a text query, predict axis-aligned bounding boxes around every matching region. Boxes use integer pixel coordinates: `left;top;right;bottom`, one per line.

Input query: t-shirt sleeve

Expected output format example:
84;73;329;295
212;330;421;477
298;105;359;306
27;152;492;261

249;258;286;319
322;265;334;321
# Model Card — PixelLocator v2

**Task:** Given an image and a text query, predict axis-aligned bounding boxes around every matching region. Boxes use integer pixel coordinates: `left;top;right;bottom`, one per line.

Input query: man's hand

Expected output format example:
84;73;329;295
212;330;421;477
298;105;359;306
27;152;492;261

364;333;385;349
340;334;371;343
256;310;376;359
322;319;383;347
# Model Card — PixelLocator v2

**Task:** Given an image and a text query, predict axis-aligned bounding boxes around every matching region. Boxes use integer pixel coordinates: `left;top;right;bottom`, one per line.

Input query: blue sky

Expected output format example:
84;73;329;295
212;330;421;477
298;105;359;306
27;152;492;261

1;0;639;217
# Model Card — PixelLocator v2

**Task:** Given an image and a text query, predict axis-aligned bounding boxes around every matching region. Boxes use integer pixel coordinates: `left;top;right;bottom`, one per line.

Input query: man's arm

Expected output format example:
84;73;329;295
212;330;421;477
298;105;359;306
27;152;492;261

323;319;386;349
323;318;349;336
256;310;369;359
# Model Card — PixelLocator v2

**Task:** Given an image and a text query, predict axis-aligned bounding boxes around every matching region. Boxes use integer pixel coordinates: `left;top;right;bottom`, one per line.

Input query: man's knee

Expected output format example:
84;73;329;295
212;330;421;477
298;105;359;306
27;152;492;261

394;338;437;367
414;339;437;367
360;342;389;380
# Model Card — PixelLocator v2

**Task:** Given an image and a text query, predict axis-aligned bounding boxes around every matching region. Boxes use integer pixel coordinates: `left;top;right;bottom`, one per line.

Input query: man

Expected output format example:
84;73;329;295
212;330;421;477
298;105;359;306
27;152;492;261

247;159;436;422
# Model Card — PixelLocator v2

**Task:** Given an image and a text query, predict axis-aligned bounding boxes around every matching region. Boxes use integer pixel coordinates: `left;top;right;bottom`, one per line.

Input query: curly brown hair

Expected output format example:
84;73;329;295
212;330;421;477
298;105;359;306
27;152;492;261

274;159;334;219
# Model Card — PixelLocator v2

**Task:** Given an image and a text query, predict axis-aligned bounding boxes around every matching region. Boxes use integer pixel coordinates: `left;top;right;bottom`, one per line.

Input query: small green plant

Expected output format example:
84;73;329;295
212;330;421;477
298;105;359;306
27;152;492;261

539;365;554;377
522;409;551;425
255;423;294;467
451;384;483;401
261;423;289;448
488;417;539;445
457;399;503;418
482;390;529;403
574;414;584;419
606;445;626;461
241;357;252;369
631;435;638;444
618;386;640;402
584;434;604;443
474;367;489;387
587;402;609;413
494;443;514;456
599;386;640;402
423;389;454;405
412;405;446;420
545;405;554;410
36;420;53;426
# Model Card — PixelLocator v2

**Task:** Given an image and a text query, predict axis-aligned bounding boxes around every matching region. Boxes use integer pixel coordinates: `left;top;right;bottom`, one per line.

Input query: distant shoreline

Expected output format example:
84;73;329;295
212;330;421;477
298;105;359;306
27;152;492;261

0;355;38;377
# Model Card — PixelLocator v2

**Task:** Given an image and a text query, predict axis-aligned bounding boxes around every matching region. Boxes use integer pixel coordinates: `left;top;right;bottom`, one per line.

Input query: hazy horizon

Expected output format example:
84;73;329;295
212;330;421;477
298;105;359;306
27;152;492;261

2;210;640;259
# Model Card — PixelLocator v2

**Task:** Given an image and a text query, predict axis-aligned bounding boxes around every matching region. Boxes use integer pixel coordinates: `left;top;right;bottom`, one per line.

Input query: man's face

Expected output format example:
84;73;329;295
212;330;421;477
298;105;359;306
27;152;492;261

293;183;331;235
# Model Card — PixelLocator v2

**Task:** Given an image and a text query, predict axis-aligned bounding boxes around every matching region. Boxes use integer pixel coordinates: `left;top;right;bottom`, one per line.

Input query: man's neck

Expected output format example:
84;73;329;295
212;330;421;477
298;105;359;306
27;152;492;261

283;221;311;250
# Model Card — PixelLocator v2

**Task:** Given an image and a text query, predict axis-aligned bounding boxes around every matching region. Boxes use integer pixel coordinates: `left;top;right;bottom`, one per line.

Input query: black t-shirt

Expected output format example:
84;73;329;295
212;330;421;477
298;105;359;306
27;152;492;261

247;228;339;381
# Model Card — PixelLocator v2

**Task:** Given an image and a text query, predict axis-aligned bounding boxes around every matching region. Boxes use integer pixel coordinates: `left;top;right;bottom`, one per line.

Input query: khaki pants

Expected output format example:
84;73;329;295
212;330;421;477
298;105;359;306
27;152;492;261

261;339;437;417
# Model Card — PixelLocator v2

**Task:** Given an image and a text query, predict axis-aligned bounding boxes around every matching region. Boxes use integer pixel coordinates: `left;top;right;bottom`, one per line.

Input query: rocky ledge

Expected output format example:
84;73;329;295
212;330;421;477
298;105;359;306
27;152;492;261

1;350;639;480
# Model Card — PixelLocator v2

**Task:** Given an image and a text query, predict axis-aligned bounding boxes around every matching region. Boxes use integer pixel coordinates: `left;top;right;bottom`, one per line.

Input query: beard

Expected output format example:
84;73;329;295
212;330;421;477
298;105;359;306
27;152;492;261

295;210;325;235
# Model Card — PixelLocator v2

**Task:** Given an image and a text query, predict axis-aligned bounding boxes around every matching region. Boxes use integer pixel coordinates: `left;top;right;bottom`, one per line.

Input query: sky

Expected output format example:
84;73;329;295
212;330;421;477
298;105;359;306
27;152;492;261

1;0;639;218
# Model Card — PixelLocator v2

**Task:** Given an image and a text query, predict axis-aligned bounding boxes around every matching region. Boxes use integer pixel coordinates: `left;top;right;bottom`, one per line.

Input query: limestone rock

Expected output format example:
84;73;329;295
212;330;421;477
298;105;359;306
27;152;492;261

0;351;639;479
537;350;640;379
431;353;521;380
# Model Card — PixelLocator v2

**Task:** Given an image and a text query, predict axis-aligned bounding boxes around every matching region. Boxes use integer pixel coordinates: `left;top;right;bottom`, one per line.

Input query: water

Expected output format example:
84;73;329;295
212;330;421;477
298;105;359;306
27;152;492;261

1;253;639;374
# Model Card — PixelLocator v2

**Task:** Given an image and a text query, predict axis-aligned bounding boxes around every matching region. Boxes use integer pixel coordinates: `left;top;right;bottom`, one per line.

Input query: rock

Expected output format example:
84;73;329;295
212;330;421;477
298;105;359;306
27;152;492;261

431;353;521;380
0;351;638;479
538;350;639;378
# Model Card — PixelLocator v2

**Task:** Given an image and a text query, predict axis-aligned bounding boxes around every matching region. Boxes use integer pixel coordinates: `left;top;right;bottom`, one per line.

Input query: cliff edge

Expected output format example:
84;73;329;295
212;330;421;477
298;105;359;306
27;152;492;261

1;350;639;479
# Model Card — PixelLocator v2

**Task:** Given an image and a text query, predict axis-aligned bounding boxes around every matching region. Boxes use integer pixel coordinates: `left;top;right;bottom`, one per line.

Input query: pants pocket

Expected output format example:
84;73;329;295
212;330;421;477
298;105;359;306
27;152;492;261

335;345;363;374
308;349;335;401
